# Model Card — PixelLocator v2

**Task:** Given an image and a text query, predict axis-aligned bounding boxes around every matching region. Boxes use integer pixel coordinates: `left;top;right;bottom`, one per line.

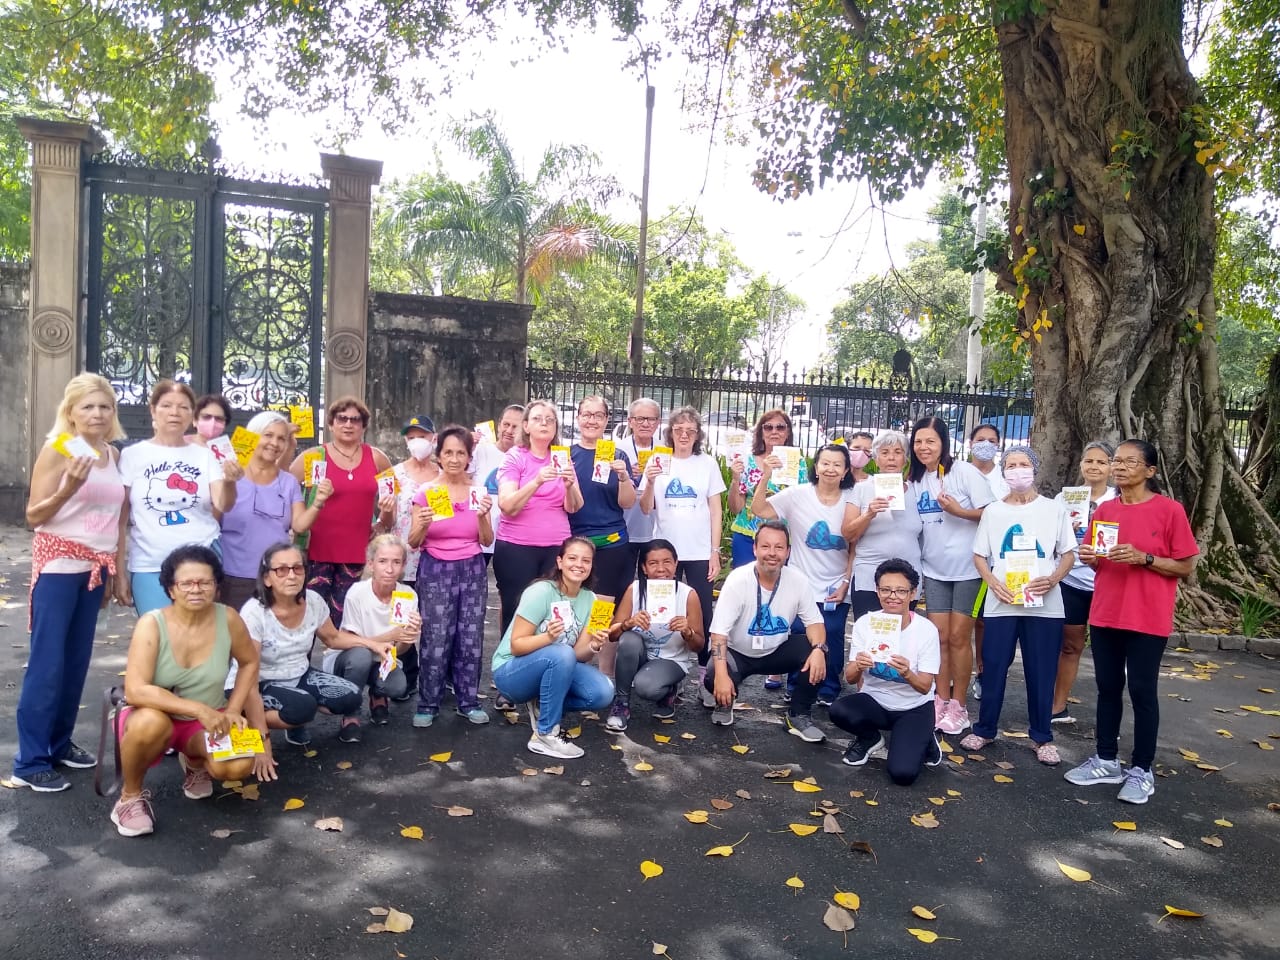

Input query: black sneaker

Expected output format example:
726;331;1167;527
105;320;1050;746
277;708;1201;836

652;691;678;720
338;719;362;743
369;697;390;725
1050;708;1076;725
390;690;414;703
924;731;944;767
284;726;313;747
55;743;97;769
11;769;72;792
841;736;885;767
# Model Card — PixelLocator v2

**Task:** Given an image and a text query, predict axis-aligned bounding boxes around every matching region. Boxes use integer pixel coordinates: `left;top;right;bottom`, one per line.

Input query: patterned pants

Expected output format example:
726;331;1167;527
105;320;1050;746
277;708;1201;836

307;561;364;626
417;552;488;713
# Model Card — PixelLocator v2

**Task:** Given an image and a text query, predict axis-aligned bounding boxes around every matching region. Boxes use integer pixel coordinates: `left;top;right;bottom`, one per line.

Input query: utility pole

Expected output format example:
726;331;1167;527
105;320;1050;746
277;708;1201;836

964;198;987;437
630;84;655;399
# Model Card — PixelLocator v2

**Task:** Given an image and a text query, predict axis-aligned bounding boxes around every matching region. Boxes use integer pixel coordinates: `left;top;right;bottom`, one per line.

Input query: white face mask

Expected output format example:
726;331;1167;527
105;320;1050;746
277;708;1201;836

406;437;435;461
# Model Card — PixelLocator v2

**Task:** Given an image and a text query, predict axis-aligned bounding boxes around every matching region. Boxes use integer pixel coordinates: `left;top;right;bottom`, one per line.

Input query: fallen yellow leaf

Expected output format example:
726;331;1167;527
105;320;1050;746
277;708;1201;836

946;789;961;797
705;845;735;857
731;744;749;755
911;905;937;920
907;928;940;943
384;907;413;933
1161;905;1204;920
937;739;952;752
993;774;1014;783
634;761;654;772
1215;729;1233;738
429;751;453;762
1073;223;1086;235
684;810;710;824
865;799;879;807
1260;688;1276;694
283;797;305;811
653;734;671;744
833;890;860;911
680;732;697;740
1178;747;1200;760
640;859;663;880
792;780;822;793
400;825;424;840
1056;860;1092;882
336;761;353;770
565;726;583;738
1214;818;1233;827
785;874;804;894
1113;821;1137;831
788;823;820;836
948;755;965;764
1255;740;1275;751
302;749;318;758
927;797;946;806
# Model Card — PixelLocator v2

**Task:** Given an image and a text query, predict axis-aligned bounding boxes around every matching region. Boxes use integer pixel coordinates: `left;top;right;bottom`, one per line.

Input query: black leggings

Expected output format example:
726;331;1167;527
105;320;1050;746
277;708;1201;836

1090;625;1167;770
829;694;936;786
259;668;363;726
590;543;636;605
493;540;561;636
677;560;715;666
704;632;817;716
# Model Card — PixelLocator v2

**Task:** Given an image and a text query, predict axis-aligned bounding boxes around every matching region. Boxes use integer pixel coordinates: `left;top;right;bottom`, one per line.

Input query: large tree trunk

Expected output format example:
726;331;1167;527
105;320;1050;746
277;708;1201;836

997;1;1280;624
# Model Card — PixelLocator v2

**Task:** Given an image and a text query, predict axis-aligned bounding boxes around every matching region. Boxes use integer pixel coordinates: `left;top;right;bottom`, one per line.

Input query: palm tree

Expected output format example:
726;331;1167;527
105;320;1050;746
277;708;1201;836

390;116;635;304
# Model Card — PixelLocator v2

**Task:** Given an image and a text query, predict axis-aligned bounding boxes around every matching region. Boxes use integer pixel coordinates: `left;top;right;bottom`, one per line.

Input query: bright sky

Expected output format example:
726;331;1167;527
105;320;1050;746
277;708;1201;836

211;20;940;369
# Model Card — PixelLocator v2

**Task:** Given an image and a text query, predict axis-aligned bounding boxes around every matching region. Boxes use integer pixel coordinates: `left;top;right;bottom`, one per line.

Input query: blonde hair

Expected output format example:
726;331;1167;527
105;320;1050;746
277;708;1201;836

518;399;561;448
46;373;126;443
363;533;409;579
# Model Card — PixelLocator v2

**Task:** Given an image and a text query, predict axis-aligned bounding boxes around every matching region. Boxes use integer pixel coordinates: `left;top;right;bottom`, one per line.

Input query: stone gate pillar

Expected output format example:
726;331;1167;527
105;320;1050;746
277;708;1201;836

320;153;383;415
17;117;102;472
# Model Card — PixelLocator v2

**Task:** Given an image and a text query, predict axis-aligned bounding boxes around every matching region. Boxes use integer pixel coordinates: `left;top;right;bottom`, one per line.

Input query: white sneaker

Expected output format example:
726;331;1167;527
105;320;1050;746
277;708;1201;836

528;726;584;760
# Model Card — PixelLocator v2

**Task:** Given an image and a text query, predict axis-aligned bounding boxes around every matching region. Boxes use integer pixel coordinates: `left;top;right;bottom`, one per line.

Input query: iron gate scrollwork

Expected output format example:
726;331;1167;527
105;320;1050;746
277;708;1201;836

85;154;326;437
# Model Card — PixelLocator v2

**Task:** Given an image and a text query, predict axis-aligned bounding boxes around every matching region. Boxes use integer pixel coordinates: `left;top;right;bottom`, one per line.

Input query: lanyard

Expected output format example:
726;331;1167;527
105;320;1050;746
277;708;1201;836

753;570;781;628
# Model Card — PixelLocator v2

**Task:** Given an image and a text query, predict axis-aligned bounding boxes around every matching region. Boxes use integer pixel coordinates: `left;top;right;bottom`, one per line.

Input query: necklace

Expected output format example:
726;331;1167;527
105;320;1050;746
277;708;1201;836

329;442;361;480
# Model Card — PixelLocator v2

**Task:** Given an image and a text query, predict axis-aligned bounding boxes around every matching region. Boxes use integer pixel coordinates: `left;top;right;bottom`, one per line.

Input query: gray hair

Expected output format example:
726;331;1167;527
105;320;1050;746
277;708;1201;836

871;429;909;459
247;410;288;434
1002;443;1041;474
629;397;660;417
1082;439;1115;460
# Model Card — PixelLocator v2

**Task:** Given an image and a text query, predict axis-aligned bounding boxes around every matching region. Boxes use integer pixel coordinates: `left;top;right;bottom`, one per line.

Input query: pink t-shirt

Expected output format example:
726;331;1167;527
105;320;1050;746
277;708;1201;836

496;447;570;547
411;487;483;562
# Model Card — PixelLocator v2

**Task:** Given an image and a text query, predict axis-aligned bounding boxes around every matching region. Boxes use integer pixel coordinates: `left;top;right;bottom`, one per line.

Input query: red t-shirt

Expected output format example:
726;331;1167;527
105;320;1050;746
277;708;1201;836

1088;494;1199;637
308;444;378;564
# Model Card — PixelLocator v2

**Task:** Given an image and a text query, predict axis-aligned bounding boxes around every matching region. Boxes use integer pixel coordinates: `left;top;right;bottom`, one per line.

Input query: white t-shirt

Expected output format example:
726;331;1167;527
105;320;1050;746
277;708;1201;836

618;435;657;544
326;579;418;671
625;578;695;670
1056;486;1117;591
976;464;1010;500
847;478;924;592
972;496;1077;618
641;453;727;562
849;611;940;711
232;590;330;684
119;440;223;572
767;485;851;600
472;441;508;555
709;563;822;657
909;460;994;581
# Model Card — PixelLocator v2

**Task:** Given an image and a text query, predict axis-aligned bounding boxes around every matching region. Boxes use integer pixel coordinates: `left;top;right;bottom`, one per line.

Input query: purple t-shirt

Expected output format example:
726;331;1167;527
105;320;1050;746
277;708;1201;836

411;487;484;562
496;447;570;547
220;471;303;577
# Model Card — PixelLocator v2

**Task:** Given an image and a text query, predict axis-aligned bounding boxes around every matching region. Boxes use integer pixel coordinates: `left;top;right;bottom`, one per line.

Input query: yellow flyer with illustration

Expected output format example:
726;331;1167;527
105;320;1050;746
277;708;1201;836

587;596;616;633
229;427;260;467
425;485;454;519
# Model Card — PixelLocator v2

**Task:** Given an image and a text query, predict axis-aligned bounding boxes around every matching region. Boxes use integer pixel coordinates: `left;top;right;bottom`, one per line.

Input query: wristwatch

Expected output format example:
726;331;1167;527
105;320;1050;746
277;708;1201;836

813;643;829;653
1144;553;1155;567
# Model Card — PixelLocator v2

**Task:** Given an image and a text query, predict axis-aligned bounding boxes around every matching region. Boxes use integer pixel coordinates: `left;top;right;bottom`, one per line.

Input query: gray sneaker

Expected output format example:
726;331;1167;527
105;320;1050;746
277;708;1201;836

700;685;717;709
1117;766;1155;804
786;714;826;743
711;703;734;726
1063;754;1125;786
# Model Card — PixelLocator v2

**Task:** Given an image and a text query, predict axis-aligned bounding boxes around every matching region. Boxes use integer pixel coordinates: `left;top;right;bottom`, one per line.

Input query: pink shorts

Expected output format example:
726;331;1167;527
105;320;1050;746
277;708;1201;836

117;705;214;768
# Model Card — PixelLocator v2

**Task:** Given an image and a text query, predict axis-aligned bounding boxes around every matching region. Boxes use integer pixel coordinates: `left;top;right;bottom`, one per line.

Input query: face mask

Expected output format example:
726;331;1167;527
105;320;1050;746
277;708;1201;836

847;449;871;469
406;437;435;461
1004;466;1036;491
196;418;223;440
971;440;999;462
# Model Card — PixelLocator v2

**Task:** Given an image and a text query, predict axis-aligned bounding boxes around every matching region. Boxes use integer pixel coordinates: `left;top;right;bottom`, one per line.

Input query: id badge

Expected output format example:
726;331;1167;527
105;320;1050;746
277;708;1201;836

1011;534;1035;551
752;634;767;650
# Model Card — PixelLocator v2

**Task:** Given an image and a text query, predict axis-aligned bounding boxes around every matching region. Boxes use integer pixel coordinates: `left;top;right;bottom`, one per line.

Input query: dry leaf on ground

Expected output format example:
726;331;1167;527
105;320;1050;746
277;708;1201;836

1160;837;1186;849
823;814;844;834
785;874;805;894
640;859;664;880
283;797;305;811
833;891;860;910
823;902;856;933
731;745;749;755
788;823;819;836
400;825;424;840
710;798;734;810
313;816;343;832
684;810;710;824
1056;860;1091;882
911;905;937;920
736;790;752;800
429;751;452;762
542;765;564;776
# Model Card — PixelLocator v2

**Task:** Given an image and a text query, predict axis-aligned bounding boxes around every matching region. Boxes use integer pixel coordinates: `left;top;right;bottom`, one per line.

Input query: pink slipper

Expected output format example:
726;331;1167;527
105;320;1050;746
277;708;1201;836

1035;742;1061;765
959;733;992;751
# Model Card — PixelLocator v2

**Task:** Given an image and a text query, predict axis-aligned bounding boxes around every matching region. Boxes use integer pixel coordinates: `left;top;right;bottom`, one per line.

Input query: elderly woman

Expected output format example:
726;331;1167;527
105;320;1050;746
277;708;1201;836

12;373;127;793
906;415;993;736
218;411;329;611
288;396;395;624
639;406;726;688
235;542;364;747
408;426;494;727
832;559;943;783
116;380;242;614
1067;439;1199;805
494;400;584;637
110;545;261;837
960;445;1077;765
843;430;924;620
326;534;421;739
728;409;808;568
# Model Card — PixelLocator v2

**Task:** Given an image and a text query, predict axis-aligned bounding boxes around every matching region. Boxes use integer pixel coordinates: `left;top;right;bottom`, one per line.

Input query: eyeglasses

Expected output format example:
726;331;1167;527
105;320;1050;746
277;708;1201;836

1110;457;1147;468
630;415;659;424
528;415;557;426
671;427;698;436
876;587;912;598
333;414;363;425
762;423;789;432
578;411;607;421
175;579;216;592
198;413;226;423
269;563;306;577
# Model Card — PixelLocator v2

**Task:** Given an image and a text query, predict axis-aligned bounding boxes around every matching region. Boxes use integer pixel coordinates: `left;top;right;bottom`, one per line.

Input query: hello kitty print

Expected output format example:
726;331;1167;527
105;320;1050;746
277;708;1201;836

120;440;222;570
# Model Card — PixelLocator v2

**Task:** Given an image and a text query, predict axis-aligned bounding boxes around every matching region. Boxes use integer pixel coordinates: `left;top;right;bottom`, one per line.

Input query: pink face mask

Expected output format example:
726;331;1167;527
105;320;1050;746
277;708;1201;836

196;416;224;440
848;449;871;469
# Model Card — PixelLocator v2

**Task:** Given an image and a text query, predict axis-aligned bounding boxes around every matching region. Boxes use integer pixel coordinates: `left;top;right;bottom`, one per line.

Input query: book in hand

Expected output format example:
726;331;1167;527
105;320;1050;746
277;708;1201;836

772;446;803;486
425;485;454;519
872;472;905;510
1003;551;1042;606
644;580;677;624
866;611;901;663
587;595;616;633
1061;486;1091;541
205;727;265;761
1091;520;1120;556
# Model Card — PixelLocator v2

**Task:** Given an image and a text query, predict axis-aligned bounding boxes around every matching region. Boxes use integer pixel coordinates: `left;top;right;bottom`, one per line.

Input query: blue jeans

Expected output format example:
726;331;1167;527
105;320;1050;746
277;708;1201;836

493;643;615;735
788;603;850;701
130;571;171;615
974;615;1064;744
14;569;105;777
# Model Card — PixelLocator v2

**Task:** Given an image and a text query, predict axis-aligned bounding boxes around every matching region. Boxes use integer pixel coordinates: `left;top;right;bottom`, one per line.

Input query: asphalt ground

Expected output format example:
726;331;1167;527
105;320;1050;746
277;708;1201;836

1;522;1279;960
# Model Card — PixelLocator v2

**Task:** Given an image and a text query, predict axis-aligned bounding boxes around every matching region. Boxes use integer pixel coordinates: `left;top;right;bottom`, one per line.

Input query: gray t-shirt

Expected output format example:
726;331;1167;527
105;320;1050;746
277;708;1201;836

848;477;925;592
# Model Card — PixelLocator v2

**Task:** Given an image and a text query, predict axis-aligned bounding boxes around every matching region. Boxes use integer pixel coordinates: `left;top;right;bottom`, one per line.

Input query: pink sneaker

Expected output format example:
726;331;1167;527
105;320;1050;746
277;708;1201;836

110;791;155;837
937;700;968;736
179;753;213;800
933;697;947;728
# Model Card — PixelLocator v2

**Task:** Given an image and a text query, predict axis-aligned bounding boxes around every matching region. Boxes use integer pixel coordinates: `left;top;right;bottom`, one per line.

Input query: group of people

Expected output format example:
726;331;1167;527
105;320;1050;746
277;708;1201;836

11;374;1199;839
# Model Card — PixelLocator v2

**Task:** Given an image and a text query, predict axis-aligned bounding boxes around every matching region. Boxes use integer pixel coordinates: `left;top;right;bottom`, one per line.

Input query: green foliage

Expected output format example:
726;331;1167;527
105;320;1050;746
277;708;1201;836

1214;210;1280;396
1235;590;1278;638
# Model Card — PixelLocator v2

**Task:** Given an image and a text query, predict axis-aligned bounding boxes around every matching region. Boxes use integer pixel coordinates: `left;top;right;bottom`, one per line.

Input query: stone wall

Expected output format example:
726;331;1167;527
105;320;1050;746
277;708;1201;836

365;293;532;456
0;262;31;523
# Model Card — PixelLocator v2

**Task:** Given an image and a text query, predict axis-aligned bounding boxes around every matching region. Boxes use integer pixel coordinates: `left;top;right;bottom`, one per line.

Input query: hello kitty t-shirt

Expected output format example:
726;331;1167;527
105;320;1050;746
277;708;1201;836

119;439;222;571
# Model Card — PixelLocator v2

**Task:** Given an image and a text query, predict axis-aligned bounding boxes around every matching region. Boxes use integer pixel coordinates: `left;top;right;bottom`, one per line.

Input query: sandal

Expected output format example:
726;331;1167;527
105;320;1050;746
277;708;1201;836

1035;742;1060;765
959;733;993;751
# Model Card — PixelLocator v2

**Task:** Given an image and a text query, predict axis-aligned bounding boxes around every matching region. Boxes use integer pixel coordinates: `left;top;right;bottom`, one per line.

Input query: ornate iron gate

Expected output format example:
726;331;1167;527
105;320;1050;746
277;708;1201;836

84;154;326;437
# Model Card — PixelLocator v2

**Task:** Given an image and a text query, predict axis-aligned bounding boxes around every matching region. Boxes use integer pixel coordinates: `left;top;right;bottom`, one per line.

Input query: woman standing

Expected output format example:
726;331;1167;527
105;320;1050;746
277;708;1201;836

190;393;232;446
639;406;725;685
749;444;857;706
408;426;494;728
727;409;806;568
11;374;127;792
110;545;261;837
1066;439;1198;804
219;411;328;611
906;415;993;736
845;430;875;484
966;421;1006;702
960;446;1077;765
288;397;394;625
494;400;583;636
605;540;705;732
569;396;635;678
491;536;615;760
1050;441;1116;723
843;430;923;619
116;380;242;614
